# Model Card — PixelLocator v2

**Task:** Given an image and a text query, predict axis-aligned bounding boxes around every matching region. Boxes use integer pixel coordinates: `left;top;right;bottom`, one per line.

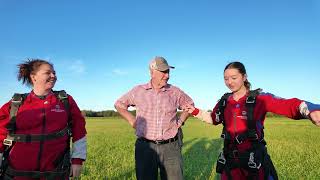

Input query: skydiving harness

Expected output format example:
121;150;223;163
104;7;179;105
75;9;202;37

0;90;72;180
215;89;278;180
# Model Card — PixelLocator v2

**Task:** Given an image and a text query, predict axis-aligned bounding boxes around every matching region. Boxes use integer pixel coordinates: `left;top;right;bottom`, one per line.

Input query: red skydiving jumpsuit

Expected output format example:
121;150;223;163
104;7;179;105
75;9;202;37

0;91;87;180
193;91;319;180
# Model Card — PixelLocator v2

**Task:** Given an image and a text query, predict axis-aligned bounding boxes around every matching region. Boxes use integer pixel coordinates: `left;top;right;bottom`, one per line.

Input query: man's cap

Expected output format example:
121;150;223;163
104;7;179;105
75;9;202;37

149;56;175;71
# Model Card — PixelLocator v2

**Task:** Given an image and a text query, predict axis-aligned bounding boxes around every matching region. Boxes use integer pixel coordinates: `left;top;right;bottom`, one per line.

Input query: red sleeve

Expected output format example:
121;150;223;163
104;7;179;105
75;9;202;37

71;158;84;165
259;93;303;119
0;101;11;152
68;95;87;142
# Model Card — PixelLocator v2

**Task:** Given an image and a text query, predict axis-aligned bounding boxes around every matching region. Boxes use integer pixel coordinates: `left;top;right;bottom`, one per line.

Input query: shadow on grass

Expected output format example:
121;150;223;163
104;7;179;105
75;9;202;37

183;138;223;180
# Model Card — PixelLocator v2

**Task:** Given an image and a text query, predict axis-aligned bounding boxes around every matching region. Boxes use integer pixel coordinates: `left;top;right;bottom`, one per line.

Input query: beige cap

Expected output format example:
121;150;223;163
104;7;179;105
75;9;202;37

149;56;175;71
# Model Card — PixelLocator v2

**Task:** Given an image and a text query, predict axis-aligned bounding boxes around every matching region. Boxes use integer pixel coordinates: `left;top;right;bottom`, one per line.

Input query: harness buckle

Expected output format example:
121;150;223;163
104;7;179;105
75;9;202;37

248;152;261;169
235;135;243;144
246;97;255;104
215;111;221;122
3;139;13;146
248;130;259;140
218;152;226;164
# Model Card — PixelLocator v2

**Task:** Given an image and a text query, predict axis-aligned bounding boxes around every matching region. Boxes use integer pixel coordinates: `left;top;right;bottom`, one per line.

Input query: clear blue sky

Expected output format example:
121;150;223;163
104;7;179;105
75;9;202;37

1;0;319;111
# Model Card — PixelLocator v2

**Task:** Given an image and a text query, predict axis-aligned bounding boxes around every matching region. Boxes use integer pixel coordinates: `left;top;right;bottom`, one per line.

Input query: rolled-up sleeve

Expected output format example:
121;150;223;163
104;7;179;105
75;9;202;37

177;89;194;110
114;87;137;109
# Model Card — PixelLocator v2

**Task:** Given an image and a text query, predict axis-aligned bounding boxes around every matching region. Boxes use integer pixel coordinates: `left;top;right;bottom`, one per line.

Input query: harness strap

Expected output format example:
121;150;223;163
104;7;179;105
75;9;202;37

246;89;261;133
53;90;72;136
5;166;69;179
216;93;231;142
5;126;70;143
7;93;28;134
216;93;232;124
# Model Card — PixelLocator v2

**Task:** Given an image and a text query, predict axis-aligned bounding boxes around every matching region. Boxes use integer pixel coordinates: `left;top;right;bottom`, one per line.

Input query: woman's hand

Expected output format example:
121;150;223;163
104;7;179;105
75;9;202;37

309;111;320;126
70;164;83;178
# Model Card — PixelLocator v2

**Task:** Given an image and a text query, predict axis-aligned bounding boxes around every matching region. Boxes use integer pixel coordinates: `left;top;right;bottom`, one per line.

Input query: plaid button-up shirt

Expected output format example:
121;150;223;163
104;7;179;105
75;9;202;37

115;82;194;141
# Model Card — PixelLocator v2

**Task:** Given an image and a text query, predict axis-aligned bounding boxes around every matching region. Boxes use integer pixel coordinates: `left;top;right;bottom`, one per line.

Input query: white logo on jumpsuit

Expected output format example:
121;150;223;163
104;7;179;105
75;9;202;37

51;104;65;112
237;111;247;119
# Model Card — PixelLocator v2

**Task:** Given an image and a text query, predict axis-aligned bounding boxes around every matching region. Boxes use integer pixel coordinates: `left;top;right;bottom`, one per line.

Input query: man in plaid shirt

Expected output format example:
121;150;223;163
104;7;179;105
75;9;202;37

115;56;194;180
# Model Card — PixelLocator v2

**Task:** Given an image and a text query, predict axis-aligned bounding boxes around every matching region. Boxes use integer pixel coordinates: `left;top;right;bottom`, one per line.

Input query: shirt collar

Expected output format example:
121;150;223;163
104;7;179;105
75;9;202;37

143;81;171;92
28;90;54;102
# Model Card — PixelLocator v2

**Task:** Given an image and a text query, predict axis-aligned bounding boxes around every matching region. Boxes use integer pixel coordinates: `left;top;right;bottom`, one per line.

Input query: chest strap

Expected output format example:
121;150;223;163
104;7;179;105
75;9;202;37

3;126;71;147
5;166;69;179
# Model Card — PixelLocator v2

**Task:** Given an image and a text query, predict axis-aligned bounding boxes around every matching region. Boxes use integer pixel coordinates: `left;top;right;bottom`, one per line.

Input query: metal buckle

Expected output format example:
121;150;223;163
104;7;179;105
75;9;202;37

58;91;68;99
248;152;261;169
218;152;226;164
248;130;259;140
3;139;13;146
220;133;225;139
215;111;221;122
235;135;243;144
246;97;255;104
222;100;226;106
12;98;23;105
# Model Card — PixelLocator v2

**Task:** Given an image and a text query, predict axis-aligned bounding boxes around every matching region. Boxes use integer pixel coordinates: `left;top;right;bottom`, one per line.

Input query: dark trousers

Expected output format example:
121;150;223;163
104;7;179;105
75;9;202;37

135;138;183;180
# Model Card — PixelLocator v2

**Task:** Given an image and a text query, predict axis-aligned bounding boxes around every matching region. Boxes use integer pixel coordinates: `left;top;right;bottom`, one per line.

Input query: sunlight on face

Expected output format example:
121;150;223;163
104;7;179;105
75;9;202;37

31;64;57;91
224;68;246;93
151;69;170;88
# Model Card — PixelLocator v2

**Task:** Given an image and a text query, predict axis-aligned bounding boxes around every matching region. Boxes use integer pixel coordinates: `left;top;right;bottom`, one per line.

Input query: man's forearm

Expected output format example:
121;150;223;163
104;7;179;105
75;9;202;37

115;106;136;128
179;111;190;124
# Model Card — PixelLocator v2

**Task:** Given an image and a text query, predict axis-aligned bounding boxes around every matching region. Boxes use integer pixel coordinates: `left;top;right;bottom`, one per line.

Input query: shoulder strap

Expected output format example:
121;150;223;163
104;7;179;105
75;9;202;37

245;88;261;138
53;90;69;111
7;93;28;134
217;93;232;140
216;92;232;124
53;89;72;157
53;90;72;133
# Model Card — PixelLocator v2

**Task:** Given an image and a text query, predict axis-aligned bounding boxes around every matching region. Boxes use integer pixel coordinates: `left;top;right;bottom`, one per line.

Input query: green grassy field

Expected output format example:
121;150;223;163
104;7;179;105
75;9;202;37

81;117;320;180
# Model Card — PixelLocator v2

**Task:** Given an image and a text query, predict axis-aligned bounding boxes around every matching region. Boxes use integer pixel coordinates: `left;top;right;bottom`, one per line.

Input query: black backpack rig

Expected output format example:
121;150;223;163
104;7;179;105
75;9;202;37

215;89;278;180
0;90;72;180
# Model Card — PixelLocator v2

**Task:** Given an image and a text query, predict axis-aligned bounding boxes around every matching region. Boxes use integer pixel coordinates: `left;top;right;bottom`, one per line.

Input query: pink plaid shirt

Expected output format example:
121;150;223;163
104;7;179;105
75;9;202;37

115;82;194;141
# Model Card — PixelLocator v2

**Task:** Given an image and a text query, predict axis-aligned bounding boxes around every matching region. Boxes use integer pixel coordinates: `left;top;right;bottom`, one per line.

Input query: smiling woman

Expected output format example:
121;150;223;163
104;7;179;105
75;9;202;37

0;59;87;179
18;59;57;94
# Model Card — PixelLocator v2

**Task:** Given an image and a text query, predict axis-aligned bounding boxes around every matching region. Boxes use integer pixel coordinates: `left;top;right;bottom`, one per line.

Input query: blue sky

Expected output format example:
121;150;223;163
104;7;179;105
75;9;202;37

0;0;319;111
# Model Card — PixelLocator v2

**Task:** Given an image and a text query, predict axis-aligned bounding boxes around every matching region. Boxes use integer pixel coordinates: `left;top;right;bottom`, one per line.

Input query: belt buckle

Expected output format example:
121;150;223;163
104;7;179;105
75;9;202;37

154;140;162;144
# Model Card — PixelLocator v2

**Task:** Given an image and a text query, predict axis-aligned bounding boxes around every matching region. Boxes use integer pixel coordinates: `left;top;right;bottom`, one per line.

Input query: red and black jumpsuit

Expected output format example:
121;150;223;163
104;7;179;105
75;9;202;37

0;91;87;180
192;91;320;180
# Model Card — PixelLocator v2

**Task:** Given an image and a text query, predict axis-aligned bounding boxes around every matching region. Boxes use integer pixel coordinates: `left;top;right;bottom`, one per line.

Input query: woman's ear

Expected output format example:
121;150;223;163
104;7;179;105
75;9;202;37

30;74;36;83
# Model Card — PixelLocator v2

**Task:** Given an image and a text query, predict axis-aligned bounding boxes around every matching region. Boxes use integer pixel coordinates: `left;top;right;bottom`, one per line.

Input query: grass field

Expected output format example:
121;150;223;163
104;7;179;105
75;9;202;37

81;117;320;180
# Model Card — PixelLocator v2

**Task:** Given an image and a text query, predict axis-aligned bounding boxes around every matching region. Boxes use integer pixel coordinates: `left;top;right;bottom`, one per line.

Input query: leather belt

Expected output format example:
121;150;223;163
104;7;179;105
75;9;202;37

138;135;178;145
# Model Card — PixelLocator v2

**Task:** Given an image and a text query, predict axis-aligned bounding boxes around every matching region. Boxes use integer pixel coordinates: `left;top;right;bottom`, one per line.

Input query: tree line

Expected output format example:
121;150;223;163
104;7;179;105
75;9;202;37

81;110;135;117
